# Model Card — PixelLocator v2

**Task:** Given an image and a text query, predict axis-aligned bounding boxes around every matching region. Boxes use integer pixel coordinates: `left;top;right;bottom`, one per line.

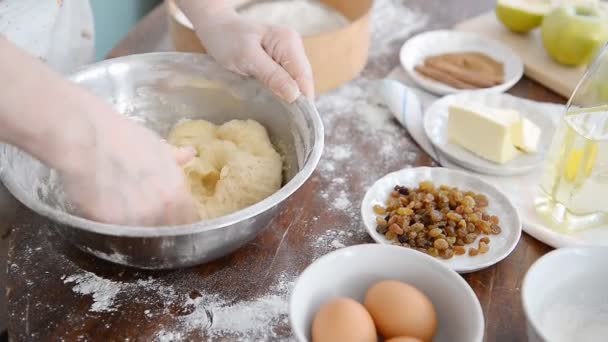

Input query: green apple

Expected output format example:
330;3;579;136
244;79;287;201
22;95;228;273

541;5;608;66
496;0;553;33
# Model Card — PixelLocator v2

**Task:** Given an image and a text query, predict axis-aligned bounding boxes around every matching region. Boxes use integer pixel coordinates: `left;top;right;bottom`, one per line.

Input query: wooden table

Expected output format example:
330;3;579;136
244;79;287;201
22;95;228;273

7;1;564;341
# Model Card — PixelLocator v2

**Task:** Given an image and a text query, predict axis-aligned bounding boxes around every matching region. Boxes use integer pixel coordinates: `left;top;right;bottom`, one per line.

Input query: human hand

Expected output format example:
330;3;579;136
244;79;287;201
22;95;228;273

59;112;200;226
0;35;199;226
178;1;314;102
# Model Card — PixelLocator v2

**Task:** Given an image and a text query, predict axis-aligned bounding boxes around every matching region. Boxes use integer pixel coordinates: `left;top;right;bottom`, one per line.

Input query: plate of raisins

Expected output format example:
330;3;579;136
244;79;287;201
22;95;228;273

361;167;522;273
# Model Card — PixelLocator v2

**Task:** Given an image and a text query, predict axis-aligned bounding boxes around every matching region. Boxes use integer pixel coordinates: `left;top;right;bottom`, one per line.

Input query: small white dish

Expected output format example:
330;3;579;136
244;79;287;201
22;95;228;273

290;244;484;342
522;247;608;342
400;30;524;95
424;91;560;176
361;167;522;273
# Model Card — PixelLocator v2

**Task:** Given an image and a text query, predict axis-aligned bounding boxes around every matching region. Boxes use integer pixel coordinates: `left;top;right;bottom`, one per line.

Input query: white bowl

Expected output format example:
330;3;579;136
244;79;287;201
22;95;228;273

522;247;608;342
290;244;484;342
361;167;522;273
423;91;561;176
400;30;524;95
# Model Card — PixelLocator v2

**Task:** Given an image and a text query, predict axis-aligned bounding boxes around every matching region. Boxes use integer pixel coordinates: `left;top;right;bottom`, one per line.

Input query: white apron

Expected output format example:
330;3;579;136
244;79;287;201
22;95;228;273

0;0;95;73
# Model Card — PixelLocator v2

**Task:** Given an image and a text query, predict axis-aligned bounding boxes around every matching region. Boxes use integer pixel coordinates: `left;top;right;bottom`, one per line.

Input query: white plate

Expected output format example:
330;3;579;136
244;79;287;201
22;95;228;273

400;30;524;95
424;91;560;176
361;167;522;273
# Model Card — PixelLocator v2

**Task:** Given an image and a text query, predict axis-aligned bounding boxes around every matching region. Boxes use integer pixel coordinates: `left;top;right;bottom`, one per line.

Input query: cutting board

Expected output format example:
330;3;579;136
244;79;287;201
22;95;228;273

455;12;586;98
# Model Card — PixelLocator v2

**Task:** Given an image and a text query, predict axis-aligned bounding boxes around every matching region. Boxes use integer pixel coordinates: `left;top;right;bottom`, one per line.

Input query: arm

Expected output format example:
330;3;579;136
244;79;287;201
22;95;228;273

0;34;102;174
0;35;199;225
176;0;314;102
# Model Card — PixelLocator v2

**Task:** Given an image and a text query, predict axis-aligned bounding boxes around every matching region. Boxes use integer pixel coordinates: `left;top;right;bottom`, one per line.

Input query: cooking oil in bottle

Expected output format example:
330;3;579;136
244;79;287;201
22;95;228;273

536;105;608;232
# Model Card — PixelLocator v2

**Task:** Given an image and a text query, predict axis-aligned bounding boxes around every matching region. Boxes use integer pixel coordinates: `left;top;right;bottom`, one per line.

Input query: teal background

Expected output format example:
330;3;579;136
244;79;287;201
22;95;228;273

91;0;162;60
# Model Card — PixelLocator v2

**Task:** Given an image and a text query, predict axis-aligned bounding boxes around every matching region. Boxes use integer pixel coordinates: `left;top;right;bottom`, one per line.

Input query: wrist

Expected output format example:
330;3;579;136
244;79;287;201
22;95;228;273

40;88;113;176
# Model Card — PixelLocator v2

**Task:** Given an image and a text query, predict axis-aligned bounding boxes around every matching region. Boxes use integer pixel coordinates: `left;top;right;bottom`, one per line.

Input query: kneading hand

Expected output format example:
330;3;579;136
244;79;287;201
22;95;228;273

0;34;200;226
177;0;314;103
59;108;201;226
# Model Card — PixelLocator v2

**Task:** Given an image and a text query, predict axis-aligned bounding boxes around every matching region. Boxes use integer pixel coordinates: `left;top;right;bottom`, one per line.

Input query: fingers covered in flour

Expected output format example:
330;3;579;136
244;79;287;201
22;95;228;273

262;27;314;99
242;43;302;103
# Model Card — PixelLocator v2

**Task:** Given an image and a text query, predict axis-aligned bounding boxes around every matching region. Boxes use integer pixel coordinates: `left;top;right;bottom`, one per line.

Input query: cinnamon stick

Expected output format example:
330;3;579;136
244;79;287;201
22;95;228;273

425;59;498;88
414;65;477;90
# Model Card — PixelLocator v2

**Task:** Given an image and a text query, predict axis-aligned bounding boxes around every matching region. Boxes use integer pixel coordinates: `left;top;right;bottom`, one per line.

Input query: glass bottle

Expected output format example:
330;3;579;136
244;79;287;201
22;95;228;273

536;44;608;233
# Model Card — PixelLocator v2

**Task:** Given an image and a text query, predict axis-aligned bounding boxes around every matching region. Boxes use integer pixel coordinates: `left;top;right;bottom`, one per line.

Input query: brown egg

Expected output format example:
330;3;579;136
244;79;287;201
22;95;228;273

385;337;424;342
312;297;377;342
364;280;437;341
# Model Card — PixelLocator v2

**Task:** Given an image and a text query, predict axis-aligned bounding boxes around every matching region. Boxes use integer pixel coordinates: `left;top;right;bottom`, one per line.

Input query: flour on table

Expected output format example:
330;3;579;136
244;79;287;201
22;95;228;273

332;191;351;211
326;145;353;161
63;272;176;313
62;270;294;341
318;160;335;173
330;239;346;249
314;230;345;248
63;272;123;312
155;275;294;341
314;229;356;252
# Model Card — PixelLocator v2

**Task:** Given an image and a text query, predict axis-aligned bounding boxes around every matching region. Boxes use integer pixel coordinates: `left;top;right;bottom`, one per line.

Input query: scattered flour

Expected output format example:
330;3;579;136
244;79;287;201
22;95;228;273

330;240;346;249
62;270;293;341
332;191;351;211
326;145;353;161
155;276;293;341
313;229;359;253
318;160;335;173
63;272;123;312
314;230;345;248
156;331;183;342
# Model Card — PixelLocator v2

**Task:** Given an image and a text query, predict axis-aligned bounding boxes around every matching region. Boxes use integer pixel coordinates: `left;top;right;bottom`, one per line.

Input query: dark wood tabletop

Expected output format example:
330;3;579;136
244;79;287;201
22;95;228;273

7;0;565;341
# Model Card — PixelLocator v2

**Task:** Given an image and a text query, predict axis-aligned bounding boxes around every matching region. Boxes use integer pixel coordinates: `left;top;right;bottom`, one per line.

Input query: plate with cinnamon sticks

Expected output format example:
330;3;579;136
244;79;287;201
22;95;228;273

400;30;524;95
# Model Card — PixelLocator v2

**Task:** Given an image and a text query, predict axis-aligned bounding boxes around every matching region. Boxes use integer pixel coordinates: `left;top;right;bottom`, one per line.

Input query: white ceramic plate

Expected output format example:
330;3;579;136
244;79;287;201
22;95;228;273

424;91;560;176
400;30;524;95
361;167;522;273
290;244;484;342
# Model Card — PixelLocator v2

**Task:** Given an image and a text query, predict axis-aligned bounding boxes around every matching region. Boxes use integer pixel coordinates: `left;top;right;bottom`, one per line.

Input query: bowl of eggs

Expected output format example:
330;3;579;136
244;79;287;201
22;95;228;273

290;244;484;342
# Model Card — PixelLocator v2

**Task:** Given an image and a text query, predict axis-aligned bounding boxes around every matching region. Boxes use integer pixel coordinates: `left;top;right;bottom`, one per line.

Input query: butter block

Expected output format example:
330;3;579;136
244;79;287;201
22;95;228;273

512;117;541;153
447;104;521;164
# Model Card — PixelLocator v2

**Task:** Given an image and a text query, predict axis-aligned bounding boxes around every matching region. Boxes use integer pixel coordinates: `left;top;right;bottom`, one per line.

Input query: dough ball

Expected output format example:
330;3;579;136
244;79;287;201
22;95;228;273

168;119;282;220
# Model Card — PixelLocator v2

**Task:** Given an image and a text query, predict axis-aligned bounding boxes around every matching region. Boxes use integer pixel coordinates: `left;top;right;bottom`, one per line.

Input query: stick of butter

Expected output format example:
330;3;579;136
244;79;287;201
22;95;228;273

512;117;541;153
447;104;521;164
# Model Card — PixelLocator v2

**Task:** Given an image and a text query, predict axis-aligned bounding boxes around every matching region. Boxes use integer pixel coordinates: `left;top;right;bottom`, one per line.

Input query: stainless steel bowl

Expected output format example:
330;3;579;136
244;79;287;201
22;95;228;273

0;52;324;269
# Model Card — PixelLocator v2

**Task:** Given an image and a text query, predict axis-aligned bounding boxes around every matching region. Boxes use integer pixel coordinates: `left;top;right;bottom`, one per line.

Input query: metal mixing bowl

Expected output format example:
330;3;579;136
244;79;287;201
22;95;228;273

0;52;324;269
